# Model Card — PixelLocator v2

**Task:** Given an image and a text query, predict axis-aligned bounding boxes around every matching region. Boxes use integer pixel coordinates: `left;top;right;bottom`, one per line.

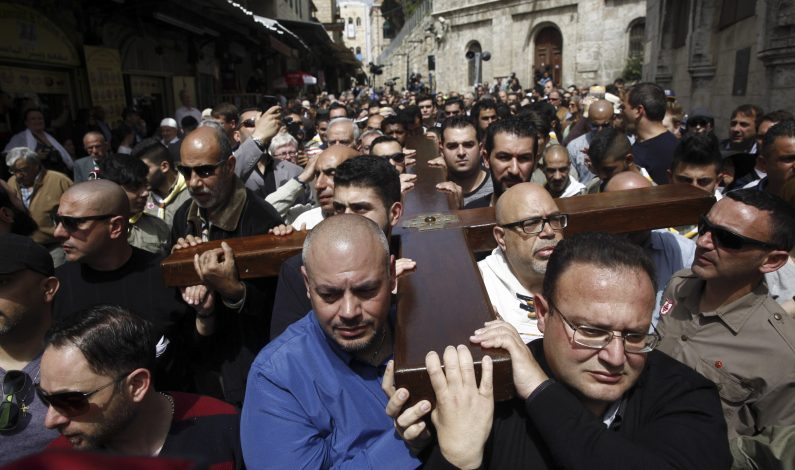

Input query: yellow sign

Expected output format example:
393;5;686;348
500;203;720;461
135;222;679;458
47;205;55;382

0;3;80;66
84;46;126;124
0;65;69;94
130;75;164;97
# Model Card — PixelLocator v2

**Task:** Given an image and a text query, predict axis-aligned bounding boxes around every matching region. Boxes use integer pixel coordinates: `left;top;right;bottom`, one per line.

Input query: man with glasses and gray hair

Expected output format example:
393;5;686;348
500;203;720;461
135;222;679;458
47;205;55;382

387;232;731;469
657;189;795;452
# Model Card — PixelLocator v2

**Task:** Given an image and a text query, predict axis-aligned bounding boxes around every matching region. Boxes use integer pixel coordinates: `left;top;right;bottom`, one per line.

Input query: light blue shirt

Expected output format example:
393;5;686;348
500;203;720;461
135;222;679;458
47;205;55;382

648;229;696;325
240;312;420;470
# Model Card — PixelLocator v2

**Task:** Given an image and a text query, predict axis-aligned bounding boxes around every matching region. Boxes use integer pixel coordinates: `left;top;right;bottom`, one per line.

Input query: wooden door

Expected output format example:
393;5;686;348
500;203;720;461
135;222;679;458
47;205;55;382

534;27;563;86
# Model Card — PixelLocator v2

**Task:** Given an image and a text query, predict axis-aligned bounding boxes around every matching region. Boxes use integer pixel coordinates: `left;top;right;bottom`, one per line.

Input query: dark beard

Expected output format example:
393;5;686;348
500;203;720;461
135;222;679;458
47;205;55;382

11;207;38;237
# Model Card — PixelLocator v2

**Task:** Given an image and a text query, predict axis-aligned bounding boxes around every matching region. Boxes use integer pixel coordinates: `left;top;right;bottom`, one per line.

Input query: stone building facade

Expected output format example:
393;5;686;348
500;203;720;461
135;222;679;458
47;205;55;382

645;0;795;134
374;0;646;93
339;0;373;64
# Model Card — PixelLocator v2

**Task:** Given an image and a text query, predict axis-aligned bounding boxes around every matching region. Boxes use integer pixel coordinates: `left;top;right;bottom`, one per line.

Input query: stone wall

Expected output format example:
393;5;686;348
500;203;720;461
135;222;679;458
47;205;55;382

645;0;795;139
375;0;645;93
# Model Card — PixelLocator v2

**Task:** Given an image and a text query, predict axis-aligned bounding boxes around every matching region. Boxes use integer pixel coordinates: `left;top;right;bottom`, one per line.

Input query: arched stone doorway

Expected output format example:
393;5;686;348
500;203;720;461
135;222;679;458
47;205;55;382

533;26;562;87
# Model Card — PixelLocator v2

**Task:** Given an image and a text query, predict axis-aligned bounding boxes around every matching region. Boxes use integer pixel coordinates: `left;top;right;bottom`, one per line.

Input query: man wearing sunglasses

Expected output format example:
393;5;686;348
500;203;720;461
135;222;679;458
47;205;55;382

387;233;731;469
171;126;283;404
41;305;242;467
657;189;795;446
369;135;407;174
0;234;59;465
478;183;566;343
566;99;614;185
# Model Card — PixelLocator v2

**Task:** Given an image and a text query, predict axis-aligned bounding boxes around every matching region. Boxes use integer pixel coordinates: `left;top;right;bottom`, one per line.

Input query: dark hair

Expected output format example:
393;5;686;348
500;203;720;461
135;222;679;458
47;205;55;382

381;115;405;131
587;127;631;168
471;99;497;120
444;98;464;110
441;116;477;141
210;102;239;126
45;305;157;377
334;156;401;212
495;104;512;120
731;104;765;128
484;117;538;156
370;135;400;153
315;112;331;125
725;188;795;251
23;107;44;123
543;232;657;305
759;110;794;126
671;132;722;172
180;115;199;133
131;137;173;167
99;153;148;188
627;82;667;121
763;120;795;159
403;105;421;120
329;102;349;117
417;94;434;105
517;108;551;139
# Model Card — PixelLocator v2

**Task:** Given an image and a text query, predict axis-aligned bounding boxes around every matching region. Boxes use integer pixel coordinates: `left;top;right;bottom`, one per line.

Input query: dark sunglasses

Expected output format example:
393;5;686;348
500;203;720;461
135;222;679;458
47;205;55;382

239;118;256;129
589;122;612;132
698;215;778;250
35;372;130;418
52;213;114;232
176;160;226;179
380;152;405;163
1;371;28;431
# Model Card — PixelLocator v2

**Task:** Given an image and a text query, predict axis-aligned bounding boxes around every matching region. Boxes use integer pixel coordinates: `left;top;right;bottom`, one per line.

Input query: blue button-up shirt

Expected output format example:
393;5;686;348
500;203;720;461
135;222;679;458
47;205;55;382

241;312;420;469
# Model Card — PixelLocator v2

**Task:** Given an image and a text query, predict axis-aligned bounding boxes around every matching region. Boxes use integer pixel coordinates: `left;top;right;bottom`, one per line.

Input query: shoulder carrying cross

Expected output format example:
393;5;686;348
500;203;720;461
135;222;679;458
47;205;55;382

162;136;714;407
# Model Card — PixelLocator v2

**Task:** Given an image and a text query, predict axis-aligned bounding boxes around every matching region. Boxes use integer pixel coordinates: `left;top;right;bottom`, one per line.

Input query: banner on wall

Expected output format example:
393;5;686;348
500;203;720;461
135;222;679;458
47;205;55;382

0;3;80;66
0;65;69;94
84;46;126;124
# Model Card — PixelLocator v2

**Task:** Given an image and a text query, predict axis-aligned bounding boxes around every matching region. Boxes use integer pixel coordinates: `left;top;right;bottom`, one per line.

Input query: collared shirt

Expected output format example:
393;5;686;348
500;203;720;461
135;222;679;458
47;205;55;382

185;179;248;242
657;270;795;437
18;170;42;208
240;312;420;469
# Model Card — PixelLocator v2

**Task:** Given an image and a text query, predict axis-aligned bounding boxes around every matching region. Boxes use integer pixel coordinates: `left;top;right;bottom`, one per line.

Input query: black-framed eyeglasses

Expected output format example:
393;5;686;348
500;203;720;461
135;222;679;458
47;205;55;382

176;160;227;179
551;303;661;354
698;215;779;251
52;213;114;233
500;214;568;235
1;371;28;431
35;372;131;418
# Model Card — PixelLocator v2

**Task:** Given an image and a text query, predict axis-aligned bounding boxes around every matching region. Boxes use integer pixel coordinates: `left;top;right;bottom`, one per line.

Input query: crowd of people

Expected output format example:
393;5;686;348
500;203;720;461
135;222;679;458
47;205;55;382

1;75;794;470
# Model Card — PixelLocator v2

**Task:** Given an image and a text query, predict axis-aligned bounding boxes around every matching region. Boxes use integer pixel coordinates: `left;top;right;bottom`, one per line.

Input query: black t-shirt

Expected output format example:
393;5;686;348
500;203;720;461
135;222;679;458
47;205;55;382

631;131;678;185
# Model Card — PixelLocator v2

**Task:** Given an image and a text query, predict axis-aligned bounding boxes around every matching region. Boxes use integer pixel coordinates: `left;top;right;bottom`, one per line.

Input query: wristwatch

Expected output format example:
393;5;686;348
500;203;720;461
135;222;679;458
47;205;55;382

293;176;308;191
252;137;267;150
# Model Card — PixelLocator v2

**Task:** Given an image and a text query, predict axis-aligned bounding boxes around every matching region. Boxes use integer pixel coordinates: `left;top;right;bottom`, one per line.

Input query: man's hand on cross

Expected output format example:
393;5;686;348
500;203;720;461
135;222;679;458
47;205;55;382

427;345;493;469
435;181;463;209
399;173;417;193
192;241;245;302
382;360;433;456
172;234;204;253
469;320;548;400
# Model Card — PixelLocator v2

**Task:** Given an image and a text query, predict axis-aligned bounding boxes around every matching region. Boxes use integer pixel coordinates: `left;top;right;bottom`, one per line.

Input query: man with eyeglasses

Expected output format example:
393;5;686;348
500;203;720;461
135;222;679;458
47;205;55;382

657;189;795;446
0;234;59;465
566;99;614;185
478;183;566;343
40;305;242;468
387;232;731;469
6;147;72;267
370;135;407;174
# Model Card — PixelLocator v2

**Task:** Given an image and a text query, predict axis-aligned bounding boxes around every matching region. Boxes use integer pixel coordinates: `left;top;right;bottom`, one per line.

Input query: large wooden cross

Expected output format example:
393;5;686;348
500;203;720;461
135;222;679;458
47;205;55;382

162;136;714;406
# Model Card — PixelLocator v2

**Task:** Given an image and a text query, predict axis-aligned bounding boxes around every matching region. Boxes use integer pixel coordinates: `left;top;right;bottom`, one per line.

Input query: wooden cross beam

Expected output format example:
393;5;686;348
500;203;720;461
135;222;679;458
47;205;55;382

160;136;715;407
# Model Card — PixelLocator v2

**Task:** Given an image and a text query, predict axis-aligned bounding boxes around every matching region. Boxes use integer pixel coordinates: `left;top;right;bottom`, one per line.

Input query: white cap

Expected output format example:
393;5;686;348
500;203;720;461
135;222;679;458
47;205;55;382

159;117;178;128
201;108;213;119
301;100;311;108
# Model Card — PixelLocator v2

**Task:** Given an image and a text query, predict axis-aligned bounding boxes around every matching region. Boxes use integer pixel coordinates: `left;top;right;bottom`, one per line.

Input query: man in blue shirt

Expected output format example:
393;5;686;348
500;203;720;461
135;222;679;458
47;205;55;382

241;213;419;469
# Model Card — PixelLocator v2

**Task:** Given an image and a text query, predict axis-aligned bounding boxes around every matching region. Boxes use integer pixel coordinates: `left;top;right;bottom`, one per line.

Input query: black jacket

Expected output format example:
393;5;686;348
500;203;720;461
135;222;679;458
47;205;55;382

426;339;732;469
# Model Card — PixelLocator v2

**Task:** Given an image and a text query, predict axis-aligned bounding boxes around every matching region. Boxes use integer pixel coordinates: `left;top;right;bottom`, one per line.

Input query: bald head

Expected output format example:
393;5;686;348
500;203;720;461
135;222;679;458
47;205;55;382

63;180;129;215
496;182;556;225
542;144;570;166
604;171;652;192
588;100;614;123
302;214;390;275
180;126;231;164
